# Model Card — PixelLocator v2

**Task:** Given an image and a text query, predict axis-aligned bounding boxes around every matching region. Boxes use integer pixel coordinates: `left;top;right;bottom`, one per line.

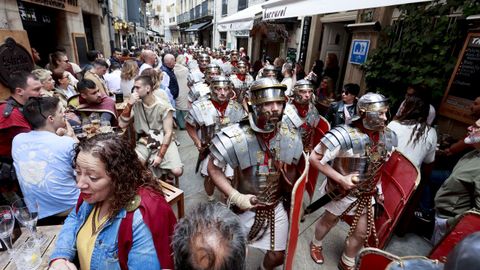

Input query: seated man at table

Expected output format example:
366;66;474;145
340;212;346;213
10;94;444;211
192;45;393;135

12;96;79;223
68;79;118;126
433;118;480;245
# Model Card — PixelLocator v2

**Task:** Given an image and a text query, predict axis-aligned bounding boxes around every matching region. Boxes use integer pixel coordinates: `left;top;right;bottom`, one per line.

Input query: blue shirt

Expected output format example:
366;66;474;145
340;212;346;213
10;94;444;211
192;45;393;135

12;131;79;218
51;203;161;270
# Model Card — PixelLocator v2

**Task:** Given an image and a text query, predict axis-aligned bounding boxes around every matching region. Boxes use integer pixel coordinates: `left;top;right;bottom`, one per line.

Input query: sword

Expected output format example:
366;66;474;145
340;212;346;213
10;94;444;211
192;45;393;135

195;125;213;173
304;188;345;215
195;146;210;173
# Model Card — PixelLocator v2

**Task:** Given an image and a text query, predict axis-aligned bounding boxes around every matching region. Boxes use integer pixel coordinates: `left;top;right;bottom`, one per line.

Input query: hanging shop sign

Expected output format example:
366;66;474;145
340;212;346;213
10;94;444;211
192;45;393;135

0;37;34;88
233;30;250;37
21;0;80;14
349;39;370;65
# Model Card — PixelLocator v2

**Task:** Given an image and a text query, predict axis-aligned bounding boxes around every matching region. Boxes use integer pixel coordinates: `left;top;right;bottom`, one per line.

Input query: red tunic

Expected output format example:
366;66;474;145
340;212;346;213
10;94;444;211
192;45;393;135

0;102;31;157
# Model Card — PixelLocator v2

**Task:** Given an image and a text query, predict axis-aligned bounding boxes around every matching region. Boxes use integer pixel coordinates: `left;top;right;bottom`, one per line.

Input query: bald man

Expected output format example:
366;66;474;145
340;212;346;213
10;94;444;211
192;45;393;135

161;54;180;99
139;50;157;74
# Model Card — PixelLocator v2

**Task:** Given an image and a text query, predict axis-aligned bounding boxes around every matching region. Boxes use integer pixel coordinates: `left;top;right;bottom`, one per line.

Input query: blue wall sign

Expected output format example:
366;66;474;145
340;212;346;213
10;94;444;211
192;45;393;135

349;39;370;65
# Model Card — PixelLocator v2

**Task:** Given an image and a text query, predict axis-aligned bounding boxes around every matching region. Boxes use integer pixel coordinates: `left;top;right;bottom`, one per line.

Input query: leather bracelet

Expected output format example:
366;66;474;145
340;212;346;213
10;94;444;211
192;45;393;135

157;144;169;159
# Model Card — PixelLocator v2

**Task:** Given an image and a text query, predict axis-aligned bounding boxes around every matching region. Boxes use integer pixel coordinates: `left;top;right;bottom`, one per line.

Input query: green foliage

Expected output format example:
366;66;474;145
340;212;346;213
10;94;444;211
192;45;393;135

363;0;480;106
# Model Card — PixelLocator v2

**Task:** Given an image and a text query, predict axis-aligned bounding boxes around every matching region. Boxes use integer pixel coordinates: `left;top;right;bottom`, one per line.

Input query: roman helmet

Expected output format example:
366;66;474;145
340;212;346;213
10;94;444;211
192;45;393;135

230;49;239;61
198;53;210;70
293;79;314;104
210;75;233;102
248;77;287;133
357;92;389;131
262;64;277;78
205;63;222;84
236;60;248;75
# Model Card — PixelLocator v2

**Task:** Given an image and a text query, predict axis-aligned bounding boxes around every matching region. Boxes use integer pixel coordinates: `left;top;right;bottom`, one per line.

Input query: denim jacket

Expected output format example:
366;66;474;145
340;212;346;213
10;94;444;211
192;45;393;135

50;202;161;270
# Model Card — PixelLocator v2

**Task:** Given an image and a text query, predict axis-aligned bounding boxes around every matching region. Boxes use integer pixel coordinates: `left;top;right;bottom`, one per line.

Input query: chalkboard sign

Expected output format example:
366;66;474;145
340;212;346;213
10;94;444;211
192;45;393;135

72;33;88;67
439;32;480;124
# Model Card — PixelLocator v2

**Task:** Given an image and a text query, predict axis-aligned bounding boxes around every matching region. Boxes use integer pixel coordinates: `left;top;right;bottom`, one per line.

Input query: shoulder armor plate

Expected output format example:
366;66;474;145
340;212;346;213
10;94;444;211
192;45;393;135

284;103;304;128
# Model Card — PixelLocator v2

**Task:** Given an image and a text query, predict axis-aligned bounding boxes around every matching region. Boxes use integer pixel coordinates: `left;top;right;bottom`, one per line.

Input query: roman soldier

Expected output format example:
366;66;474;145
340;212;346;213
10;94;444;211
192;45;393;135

207;78;304;270
229;60;254;104
261;64;277;79
185;75;246;201
308;93;397;270
285;79;330;197
228;49;240;69
204;63;222;85
197;53;210;73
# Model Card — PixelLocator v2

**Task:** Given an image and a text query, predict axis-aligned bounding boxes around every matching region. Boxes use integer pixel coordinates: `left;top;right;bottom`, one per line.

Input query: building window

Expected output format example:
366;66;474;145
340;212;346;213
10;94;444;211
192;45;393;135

220;32;227;47
222;0;228;16
238;0;247;11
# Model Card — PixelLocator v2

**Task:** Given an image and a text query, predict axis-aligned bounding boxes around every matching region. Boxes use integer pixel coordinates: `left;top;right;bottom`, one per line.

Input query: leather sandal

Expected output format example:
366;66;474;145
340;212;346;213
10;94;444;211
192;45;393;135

310;242;324;264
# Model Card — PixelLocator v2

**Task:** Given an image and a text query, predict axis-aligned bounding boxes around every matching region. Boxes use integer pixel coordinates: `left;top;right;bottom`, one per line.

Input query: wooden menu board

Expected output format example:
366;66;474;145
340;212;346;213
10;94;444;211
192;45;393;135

439;32;480;124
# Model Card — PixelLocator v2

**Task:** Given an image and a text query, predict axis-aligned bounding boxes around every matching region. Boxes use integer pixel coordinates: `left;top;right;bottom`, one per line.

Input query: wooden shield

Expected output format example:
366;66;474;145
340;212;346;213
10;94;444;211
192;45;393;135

429;210;480;262
305;115;330;200
284;152;309;270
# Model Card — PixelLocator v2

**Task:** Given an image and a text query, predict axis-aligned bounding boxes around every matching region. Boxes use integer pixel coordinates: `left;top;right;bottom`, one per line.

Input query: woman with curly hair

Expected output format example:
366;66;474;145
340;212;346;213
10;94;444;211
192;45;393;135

49;133;176;270
120;60;139;98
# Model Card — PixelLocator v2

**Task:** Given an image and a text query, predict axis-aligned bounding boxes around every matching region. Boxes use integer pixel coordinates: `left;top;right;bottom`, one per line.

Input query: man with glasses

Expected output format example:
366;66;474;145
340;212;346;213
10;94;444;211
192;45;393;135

0;71;42;203
12;97;79;223
325;83;360;128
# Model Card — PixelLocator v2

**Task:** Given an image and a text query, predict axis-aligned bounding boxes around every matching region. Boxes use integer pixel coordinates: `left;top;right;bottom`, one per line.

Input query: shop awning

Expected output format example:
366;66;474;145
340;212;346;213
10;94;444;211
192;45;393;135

184;21;212;32
217;2;264;31
262;0;432;20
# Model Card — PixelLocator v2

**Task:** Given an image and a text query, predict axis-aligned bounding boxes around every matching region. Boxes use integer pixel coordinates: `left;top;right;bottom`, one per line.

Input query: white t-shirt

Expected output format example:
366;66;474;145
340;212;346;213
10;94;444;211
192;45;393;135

139;63;153;74
104;69;122;94
387;120;437;167
12;131;79;219
281;77;294;96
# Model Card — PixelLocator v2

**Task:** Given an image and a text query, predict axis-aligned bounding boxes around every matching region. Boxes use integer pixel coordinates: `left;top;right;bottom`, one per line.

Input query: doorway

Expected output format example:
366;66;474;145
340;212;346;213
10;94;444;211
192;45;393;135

237;37;248;52
19;2;58;67
319;22;353;92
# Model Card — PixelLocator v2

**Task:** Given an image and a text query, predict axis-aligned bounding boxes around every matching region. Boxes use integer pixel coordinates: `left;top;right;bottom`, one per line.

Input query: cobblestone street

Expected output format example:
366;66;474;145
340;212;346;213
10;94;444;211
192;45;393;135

174;129;432;270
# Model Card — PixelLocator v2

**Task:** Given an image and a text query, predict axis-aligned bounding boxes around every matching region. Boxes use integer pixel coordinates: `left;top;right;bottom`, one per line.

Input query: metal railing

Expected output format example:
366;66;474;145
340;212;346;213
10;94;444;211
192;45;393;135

177;0;212;24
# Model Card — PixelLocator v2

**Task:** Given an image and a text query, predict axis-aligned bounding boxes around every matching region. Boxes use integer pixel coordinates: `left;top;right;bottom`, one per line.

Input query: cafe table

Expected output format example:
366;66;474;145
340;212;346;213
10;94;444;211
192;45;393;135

0;225;62;270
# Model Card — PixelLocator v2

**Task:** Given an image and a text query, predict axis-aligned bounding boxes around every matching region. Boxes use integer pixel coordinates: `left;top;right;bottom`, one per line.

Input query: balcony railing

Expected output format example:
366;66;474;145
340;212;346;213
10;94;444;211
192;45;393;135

177;0;213;24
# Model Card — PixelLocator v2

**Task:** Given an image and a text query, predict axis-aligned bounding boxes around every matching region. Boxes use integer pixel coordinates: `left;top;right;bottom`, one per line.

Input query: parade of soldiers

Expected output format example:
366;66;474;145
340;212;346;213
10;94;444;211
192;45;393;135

1;1;480;268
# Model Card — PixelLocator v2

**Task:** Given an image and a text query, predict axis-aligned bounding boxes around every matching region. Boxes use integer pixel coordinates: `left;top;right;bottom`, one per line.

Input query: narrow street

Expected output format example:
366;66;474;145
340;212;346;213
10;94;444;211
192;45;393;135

174;129;432;269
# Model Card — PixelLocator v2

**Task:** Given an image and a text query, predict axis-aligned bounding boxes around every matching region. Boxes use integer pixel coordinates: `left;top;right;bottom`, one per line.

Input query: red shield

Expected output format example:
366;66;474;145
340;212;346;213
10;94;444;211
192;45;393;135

343;150;420;248
355;247;399;270
429;210;480;262
374;150;420;248
305;115;330;200
284;153;309;270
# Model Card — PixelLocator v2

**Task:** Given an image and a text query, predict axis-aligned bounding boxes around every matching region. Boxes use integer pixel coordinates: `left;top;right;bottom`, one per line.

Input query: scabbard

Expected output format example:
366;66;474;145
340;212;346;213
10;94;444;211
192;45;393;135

304;189;343;215
195;148;210;174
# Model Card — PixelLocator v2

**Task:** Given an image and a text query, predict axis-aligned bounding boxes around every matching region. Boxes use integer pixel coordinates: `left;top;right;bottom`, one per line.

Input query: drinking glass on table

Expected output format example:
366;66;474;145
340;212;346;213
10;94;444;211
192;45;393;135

12;238;42;270
12;199;47;246
0;206;15;254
